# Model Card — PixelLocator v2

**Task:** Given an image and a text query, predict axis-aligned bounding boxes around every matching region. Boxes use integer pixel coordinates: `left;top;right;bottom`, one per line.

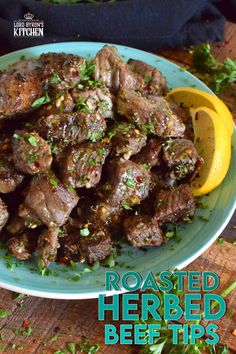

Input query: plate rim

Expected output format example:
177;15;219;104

0;41;236;299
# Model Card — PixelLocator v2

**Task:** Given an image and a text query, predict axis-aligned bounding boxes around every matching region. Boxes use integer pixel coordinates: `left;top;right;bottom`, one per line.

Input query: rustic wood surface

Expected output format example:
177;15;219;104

0;21;236;354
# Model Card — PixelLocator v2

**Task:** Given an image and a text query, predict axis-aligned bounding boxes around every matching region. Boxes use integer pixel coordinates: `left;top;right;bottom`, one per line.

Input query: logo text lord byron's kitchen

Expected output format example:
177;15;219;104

14;12;44;38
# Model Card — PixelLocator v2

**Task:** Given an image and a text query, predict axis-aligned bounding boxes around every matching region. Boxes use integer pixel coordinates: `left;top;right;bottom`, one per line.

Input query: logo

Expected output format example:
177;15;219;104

14;12;44;38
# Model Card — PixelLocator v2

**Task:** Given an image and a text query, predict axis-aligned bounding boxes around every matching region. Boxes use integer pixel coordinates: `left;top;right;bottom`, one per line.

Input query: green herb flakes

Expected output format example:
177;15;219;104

49;178;58;188
50;73;61;84
32;92;51;108
67;342;76;354
90;131;102;142
80;228;90;237
27;135;38;147
125;178;135;188
0;309;10;318
79;340;100;354
21;326;32;337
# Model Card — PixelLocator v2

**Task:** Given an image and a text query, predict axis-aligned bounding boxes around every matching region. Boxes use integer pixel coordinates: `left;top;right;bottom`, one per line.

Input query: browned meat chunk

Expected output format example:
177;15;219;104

163;138;203;180
0;59;44;118
8;230;38;261
108;122;147;159
0;197;8;232
154;184;195;224
91;160;152;224
19;172;79;227
38;226;59;268
128;59;167;95
0;137;24;193
168;102;193;140
59;142;110;189
123;215;165;247
12;130;52;175
40;53;86;90
94;45;144;94
37;107;106;152
132;137;163;168
71;87;114;119
117;89;185;138
78;226;112;264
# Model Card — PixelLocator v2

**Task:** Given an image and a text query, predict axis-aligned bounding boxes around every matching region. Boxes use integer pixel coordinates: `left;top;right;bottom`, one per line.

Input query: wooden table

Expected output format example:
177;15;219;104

0;22;236;354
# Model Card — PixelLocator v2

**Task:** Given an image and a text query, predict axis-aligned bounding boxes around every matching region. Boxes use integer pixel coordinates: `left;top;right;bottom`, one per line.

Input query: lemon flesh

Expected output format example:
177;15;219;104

190;107;231;196
167;87;234;136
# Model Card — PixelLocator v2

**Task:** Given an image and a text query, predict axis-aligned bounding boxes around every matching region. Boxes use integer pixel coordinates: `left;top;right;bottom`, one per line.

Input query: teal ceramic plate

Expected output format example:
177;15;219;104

0;42;236;299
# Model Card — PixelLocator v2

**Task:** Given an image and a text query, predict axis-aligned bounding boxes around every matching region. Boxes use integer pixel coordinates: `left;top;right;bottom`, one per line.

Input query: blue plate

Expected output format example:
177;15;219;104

0;42;236;299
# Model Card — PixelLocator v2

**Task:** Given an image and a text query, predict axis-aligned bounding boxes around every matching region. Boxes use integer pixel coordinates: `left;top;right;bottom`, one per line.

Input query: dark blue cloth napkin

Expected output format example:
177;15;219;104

0;0;235;53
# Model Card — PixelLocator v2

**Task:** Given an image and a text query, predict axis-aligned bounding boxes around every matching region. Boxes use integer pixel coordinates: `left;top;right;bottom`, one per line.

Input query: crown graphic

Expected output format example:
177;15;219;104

24;12;34;20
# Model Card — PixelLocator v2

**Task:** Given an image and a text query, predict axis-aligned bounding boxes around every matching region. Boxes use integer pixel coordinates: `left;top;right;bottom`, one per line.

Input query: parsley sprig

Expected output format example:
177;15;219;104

138;272;234;354
192;43;236;94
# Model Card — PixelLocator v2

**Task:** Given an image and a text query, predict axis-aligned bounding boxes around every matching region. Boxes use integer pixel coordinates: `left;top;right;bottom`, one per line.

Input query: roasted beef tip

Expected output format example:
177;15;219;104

19;172;79;227
38;226;59;268
0;159;24;194
0;59;44;118
0;137;24;194
59;141;110;189
37;109;106;152
78;225;112;264
163;139;204;180
108;122;147;159
132;137;163;168
154;184;195;224
58;230;81;263
5;216;26;236
38;91;75;114
169;102;193;140
94;45;144;95
123;215;165;248
12;130;52;175
8;230;38;261
128;59;167;95
71;87;114;119
40;53;86;90
117;89;185;138
0;197;9;232
100;160;152;214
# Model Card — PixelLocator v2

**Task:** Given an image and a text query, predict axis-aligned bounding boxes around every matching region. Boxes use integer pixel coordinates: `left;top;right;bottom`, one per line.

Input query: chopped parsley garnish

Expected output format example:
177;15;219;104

108;131;116;140
165;231;175;238
142;123;155;134
70;260;77;271
144;73;151;84
67;342;76;354
31;92;51;108
50;73;61;84
80;228;90;237
79;60;95;82
49;177;58;188
79;340;100;354
122;204;132;210
69;273;81;282
21;326;32;337
98;147;106;156
75;97;89;113
88;158;95;166
102;254;115;268
192;43;236;94
217;237;225;244
0;309;10;318
125;178;135;188
90;131;102;142
27;135;38;147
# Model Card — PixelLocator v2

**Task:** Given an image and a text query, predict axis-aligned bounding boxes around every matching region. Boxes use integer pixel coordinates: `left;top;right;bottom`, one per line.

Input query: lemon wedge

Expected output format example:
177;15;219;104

167;87;234;136
190;106;231;196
